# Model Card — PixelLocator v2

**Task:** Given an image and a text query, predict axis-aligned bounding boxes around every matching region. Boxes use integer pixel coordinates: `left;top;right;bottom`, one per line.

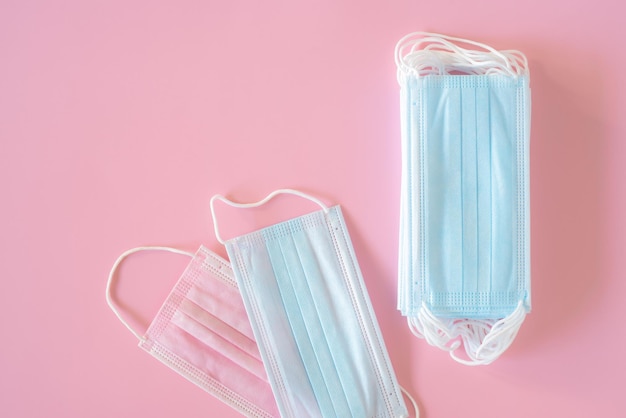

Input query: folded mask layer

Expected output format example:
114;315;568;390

396;32;531;365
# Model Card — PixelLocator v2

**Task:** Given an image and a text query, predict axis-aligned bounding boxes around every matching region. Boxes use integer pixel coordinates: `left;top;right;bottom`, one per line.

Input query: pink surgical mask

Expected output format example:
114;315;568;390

106;246;279;417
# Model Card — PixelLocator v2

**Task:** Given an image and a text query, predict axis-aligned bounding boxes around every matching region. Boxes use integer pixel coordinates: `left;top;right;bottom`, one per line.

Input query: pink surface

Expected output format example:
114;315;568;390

1;1;624;417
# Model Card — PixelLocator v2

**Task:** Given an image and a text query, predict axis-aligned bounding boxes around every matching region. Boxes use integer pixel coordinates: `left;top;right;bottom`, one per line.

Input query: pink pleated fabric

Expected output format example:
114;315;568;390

139;246;279;417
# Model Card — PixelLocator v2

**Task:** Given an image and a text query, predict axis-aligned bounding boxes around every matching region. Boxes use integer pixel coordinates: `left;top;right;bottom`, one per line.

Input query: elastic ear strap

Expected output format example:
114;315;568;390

450;302;527;366
210;188;330;245
396;31;503;61
395;31;528;80
400;385;420;418
105;246;194;341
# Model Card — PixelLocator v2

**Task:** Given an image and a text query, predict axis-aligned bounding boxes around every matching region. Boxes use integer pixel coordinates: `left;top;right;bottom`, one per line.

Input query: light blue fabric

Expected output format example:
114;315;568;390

399;74;531;319
226;206;407;418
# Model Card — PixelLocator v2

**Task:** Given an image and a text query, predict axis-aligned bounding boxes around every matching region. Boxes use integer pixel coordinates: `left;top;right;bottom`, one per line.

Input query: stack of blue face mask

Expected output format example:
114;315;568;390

395;33;532;365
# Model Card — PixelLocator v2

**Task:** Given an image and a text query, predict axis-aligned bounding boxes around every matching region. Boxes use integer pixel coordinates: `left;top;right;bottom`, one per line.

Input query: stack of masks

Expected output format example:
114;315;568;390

395;33;531;365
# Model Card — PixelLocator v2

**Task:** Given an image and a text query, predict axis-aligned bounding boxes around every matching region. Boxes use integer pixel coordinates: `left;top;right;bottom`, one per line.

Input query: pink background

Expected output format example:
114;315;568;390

1;0;624;417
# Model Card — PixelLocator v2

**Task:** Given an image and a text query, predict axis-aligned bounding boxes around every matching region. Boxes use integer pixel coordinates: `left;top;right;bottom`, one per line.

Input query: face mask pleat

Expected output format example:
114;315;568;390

424;80;463;300
264;229;354;417
233;238;323;417
135;247;280;416
184;273;256;341
475;86;492;297
489;80;517;300
152;320;273;403
175;298;263;365
460;83;480;297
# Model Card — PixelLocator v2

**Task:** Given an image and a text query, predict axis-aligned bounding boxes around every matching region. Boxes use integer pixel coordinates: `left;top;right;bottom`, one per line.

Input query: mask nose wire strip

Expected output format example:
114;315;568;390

399;386;420;417
210;188;330;245
105;246;194;341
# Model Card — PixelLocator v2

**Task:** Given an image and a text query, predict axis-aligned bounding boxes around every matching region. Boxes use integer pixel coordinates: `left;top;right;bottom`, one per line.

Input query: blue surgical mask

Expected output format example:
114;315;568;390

210;189;414;418
395;32;531;365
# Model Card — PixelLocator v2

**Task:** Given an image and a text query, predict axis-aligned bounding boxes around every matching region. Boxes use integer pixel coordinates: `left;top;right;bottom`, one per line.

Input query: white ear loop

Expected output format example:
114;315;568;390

395;31;528;82
408;302;527;366
210;188;330;245
399;386;420;417
105;246;194;341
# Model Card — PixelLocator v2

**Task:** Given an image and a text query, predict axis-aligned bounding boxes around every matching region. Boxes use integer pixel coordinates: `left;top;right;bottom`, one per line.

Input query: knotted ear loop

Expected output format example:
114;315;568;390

106;246;194;341
396;32;529;366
